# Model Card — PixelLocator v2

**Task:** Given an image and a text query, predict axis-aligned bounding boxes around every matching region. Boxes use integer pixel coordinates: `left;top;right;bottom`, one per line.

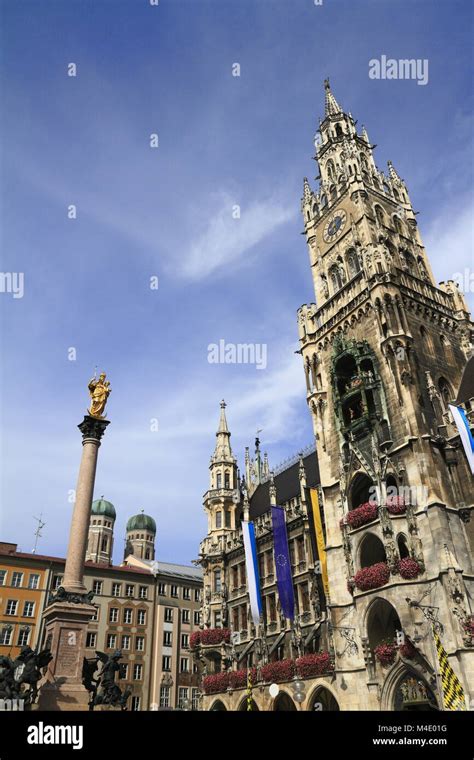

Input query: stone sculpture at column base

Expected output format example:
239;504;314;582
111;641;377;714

38;599;96;711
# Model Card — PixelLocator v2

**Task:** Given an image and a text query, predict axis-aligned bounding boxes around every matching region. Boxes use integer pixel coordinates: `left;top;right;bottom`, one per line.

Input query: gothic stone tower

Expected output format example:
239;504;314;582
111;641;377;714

298;80;474;710
201;401;240;629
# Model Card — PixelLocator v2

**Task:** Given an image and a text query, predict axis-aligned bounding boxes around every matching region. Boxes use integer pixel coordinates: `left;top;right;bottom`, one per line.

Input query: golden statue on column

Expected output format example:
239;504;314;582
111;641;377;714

88;372;112;419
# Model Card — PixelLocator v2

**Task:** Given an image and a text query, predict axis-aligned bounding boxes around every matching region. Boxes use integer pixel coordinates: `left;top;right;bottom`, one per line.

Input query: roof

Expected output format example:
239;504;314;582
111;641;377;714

126;512;157;534
249;450;320;519
123;555;203;581
456;356;474;405
91;498;116;519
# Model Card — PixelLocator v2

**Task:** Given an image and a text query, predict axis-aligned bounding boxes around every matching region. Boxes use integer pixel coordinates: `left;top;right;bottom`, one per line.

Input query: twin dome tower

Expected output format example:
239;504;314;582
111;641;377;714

85;497;156;566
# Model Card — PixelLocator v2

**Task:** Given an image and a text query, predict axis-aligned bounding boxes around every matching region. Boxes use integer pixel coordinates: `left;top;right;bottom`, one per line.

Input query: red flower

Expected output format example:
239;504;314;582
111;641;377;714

386;495;407;515
354;562;390;591
200;628;231;646
189;631;201;649
462;617;474;637
398;557;421;580
346;501;378;529
399;641;416;659
261;658;296;683
374;640;397;667
228;668;257;690
296;653;333;678
202;672;230;694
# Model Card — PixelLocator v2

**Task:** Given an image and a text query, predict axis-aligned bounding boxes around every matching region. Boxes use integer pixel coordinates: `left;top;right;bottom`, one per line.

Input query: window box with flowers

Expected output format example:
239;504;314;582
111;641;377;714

386;495;407;515
202;672;230;695
354;562;390;591
399;640;416;659
200;628;231;646
346;501;378;529
374;640;398;667
296;652;333;678
261;658;296;684
228;668;258;690
462;617;474;645
398;557;421;580
190;631;201;650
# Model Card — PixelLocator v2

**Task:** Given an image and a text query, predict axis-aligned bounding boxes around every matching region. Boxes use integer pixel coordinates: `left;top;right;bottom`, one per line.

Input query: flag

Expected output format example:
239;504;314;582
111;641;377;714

309;488;329;598
432;625;467;711
449;404;474;475
271;506;295;620
241;520;263;626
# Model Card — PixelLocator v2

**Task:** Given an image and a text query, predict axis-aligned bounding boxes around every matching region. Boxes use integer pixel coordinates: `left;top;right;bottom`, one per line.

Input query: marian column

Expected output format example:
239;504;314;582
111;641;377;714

38;374;111;711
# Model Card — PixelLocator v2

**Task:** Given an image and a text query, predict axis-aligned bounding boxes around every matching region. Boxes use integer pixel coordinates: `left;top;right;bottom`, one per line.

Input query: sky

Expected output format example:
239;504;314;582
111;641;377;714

0;0;472;565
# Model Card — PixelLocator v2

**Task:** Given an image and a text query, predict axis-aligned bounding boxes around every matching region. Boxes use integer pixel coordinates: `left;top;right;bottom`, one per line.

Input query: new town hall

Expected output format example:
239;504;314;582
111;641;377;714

1;82;473;712
194;81;474;711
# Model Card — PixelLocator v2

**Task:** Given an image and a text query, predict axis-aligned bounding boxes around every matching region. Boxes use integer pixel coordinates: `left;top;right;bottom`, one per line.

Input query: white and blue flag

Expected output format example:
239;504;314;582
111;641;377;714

241;520;263;626
449;404;474;476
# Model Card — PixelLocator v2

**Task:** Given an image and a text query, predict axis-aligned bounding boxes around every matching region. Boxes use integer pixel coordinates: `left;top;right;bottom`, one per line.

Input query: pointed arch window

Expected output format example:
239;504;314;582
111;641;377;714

329;184;337;202
335;123;343;138
329;264;344;293
216;511;222;529
393;215;402;234
224;471;230;489
320;194;327;208
216;473;222;489
326;159;335;182
214;568;222;593
374;205;385;227
438;377;453;412
346;248;360;278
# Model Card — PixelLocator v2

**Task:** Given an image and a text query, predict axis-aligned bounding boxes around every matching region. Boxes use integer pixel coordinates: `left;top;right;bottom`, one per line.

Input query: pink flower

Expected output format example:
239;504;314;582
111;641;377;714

398;557;421;579
190;631;201;649
386;495;407;514
202;672;230;694
261;659;296;683
228;668;257;690
200;628;231;646
296;653;333;678
374;640;397;667
346;501;378;529
354;562;390;591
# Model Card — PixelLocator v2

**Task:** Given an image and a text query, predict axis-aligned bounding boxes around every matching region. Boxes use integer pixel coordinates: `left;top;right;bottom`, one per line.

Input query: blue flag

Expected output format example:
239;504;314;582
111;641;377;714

271;506;295;620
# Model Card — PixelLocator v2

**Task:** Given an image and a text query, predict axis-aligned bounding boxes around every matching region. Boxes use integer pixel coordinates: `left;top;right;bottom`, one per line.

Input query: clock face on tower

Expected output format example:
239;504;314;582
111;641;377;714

323;209;347;242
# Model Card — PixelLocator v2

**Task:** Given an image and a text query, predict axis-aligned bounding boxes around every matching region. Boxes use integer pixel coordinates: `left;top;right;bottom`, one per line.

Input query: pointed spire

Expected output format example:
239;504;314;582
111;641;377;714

303;177;312;204
211;399;234;462
324;78;342;116
361;124;370;143
387;160;401;183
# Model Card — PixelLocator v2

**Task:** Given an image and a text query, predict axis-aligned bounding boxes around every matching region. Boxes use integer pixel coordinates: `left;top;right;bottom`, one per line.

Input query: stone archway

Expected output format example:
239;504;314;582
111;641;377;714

366;597;401;650
209;699;227;711
380;662;440;712
308;685;340;711
273;691;297;711
237;696;259;711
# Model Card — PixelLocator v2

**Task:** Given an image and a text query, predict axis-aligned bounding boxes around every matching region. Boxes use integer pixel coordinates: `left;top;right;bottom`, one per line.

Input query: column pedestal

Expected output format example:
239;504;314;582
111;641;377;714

38;600;96;711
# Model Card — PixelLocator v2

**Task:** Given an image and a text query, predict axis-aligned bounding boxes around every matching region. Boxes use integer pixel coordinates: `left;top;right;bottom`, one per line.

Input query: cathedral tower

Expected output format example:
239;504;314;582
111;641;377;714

298;80;474;710
86;497;116;565
125;511;156;561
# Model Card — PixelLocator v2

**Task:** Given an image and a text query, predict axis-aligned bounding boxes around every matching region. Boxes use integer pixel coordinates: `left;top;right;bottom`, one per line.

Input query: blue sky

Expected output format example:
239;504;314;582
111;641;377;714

0;0;472;565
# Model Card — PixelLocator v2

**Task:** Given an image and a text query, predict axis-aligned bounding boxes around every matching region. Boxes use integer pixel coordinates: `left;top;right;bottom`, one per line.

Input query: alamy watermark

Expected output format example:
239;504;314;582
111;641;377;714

0;272;24;299
369;56;429;86
208;339;267;370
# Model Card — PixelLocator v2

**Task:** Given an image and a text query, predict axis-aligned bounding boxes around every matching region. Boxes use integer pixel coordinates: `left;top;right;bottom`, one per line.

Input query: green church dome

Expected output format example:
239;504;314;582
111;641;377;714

126;511;156;534
91;498;116;520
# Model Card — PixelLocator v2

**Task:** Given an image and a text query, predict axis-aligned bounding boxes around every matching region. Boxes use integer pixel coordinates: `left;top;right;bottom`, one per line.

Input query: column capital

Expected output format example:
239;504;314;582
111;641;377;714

78;415;110;442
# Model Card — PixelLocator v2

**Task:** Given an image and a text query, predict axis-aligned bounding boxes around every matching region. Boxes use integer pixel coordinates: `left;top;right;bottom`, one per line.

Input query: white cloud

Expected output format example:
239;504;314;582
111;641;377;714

179;192;295;280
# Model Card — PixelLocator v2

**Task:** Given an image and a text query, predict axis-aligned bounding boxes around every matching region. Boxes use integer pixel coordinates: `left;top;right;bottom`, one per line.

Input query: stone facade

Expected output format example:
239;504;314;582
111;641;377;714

196;81;474;711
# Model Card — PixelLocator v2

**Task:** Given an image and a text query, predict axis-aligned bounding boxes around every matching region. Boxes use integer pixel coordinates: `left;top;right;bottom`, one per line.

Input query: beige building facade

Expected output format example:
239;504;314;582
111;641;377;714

196;82;474;711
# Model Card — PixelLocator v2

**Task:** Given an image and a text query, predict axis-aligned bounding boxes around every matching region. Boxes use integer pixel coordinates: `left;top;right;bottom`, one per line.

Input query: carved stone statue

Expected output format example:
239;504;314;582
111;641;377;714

88;373;112;419
83;650;130;711
0;646;52;706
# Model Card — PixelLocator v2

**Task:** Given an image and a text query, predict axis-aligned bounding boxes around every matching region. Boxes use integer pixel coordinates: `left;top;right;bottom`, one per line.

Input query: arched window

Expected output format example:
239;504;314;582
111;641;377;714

373;177;380;190
320;194;327;207
360;533;386;568
350;473;375;510
273;692;297;711
216;473;222;489
326;159;335;182
145;548;150;559
346;248;360;278
309;687;340;711
224;471;230;489
397;534;409;560
312;203;318;216
335;123;343;138
329;184;337;202
393;187;400;201
329;264;344;293
375;205;385;227
214;568;221;593
386;474;398;501
366;599;401;651
393;215;402;234
438;377;453;411
216;511;222;529
383;182;390;195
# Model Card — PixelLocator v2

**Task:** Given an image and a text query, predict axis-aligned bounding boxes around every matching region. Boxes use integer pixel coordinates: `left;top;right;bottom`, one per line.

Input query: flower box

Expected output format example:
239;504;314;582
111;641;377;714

261;658;296;683
399;640;416;659
374;641;397;667
190;631;201;649
398;557;421;579
296;652;333;678
202;672;230;694
346;501;378;529
354;562;390;591
462;617;474;637
228;668;258;690
386;495;407;515
200;628;231;646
